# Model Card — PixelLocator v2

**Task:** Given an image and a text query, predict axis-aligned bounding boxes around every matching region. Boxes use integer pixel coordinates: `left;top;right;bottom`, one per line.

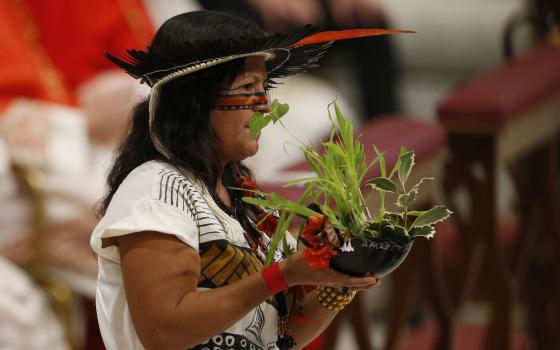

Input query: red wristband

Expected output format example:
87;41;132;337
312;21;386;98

261;263;289;295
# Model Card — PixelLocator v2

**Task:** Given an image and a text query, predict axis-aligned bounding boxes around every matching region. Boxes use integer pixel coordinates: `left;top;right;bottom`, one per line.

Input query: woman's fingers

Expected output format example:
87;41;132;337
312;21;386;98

282;251;381;288
348;279;381;292
320;279;379;289
318;268;379;288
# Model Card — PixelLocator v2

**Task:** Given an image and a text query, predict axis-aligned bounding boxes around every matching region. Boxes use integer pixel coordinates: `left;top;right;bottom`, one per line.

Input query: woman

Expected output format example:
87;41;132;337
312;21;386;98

91;11;397;350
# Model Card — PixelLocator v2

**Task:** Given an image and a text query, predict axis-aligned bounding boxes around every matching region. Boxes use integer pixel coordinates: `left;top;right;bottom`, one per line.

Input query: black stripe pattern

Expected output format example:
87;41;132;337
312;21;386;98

157;169;227;239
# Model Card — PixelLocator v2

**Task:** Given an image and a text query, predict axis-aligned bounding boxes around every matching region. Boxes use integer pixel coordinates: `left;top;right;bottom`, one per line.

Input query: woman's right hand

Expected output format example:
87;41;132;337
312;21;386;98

279;250;379;290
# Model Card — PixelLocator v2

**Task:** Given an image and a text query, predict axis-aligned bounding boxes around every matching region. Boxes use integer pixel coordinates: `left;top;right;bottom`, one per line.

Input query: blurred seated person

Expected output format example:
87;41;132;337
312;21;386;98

0;255;69;350
0;0;154;240
197;0;400;120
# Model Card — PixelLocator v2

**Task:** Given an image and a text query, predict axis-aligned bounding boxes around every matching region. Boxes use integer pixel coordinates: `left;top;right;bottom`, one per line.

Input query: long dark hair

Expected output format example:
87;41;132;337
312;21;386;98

96;11;266;217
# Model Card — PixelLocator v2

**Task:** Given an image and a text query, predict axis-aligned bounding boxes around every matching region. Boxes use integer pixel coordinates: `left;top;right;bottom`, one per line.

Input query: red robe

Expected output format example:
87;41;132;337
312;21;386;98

0;0;154;112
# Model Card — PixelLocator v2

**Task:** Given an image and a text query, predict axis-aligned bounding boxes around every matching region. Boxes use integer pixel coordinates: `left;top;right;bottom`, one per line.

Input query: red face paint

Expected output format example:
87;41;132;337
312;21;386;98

213;92;270;111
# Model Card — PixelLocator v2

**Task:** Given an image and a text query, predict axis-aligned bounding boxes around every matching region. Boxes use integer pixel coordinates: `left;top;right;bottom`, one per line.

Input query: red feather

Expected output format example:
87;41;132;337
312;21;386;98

287;28;415;48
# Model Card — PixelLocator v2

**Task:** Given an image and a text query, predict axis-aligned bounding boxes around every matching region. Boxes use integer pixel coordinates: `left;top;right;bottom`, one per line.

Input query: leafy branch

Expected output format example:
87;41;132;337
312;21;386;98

245;100;452;263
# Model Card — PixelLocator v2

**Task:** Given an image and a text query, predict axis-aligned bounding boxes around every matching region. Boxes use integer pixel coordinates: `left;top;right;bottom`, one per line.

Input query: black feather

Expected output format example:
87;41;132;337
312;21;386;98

105;25;327;86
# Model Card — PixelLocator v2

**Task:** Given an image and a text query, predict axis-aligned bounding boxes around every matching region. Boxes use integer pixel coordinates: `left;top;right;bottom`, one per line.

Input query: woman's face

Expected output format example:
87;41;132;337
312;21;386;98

210;56;269;166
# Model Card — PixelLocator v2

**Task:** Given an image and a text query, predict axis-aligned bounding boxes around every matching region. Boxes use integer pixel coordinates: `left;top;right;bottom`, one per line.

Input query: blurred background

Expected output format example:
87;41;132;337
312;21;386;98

0;0;559;349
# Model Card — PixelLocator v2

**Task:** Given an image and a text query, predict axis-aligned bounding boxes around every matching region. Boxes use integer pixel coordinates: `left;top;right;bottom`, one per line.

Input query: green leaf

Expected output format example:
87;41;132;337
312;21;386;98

229;187;269;197
410;177;434;193
248;112;271;138
264;185;315;266
267;193;320;217
282;177;319;187
397;190;416;208
264;211;292;266
247;99;289;138
407;210;426;217
411;205;453;227
373;145;386;177
379;224;409;243
366;177;397;192
241;196;277;208
282;235;292;256
270;99;289;122
409;226;436;239
319;204;342;228
398;149;415;187
303;150;322;176
388;158;401;180
384;211;405;226
361;227;381;240
268;192;291;205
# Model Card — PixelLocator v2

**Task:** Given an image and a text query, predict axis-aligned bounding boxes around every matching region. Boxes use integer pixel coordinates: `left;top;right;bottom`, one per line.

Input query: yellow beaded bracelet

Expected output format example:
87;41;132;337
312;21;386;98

315;286;357;311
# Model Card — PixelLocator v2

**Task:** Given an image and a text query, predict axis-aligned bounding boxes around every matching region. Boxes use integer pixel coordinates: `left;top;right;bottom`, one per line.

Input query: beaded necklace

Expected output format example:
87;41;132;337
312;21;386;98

231;173;297;350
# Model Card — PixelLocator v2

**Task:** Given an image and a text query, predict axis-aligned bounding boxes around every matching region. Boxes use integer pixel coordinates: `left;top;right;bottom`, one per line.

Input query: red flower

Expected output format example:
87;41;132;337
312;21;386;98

300;214;339;269
306;214;327;232
236;175;257;197
300;214;341;269
256;212;279;235
303;245;338;270
301;214;327;247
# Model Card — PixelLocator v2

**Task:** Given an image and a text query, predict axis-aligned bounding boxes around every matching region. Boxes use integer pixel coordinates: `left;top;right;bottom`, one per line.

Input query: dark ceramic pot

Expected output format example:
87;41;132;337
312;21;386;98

329;238;413;277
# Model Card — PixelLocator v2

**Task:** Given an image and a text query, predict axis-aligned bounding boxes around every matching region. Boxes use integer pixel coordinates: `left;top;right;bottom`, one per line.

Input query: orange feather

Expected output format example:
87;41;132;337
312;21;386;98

287;28;415;48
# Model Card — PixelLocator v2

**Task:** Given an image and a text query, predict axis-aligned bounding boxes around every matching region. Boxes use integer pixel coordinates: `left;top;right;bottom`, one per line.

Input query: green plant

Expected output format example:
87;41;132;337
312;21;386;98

243;100;452;266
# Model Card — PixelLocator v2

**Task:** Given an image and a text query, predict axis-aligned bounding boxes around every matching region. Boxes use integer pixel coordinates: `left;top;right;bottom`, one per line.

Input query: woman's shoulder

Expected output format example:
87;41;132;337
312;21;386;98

106;161;205;215
121;160;200;195
125;160;186;183
91;161;208;260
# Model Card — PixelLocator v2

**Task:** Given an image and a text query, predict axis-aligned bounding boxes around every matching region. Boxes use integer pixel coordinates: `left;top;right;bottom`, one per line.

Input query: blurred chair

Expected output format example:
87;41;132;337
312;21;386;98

437;41;560;349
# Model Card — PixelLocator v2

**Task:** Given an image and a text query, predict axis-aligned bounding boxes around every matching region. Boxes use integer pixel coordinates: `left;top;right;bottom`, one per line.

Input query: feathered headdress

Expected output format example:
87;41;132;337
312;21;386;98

106;24;412;159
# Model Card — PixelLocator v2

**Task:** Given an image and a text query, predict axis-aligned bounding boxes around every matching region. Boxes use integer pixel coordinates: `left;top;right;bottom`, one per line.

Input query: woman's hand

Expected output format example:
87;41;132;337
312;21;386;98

279;250;379;289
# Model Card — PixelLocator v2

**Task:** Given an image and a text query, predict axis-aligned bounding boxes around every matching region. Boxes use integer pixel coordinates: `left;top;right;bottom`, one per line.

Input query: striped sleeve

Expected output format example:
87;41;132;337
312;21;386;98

156;169;198;221
154;169;229;243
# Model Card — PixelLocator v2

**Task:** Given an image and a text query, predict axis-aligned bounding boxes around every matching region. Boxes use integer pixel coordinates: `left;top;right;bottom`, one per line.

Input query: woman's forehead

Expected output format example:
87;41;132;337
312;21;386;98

236;56;267;80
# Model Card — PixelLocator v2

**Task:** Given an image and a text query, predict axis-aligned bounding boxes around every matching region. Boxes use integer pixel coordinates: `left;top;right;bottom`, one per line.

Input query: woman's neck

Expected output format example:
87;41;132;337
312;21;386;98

216;181;232;209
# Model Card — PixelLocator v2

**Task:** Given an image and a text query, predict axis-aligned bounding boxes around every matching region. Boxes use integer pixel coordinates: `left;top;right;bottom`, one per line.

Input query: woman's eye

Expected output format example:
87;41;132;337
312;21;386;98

243;83;254;90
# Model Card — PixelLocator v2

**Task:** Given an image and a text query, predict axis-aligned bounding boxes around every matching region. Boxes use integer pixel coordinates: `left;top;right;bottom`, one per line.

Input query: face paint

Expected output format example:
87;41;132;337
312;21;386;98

213;92;271;111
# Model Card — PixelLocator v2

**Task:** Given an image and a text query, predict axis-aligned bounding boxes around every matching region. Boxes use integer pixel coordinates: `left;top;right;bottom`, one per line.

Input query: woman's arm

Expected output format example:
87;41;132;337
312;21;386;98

118;231;270;350
118;231;377;350
290;290;338;349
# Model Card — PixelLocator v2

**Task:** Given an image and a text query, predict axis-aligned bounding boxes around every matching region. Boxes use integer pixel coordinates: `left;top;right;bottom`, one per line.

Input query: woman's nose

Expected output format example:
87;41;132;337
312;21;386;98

252;103;271;113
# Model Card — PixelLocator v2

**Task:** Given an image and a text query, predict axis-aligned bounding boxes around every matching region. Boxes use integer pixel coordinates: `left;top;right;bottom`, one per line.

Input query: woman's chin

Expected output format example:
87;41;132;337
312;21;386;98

236;143;259;161
247;143;259;157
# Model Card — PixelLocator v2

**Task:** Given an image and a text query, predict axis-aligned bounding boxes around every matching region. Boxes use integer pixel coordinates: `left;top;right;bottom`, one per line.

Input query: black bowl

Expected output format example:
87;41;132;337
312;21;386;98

329;238;413;277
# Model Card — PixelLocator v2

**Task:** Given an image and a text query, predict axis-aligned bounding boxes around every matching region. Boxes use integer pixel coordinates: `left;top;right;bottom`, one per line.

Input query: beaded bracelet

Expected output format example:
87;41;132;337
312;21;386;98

315;286;357;311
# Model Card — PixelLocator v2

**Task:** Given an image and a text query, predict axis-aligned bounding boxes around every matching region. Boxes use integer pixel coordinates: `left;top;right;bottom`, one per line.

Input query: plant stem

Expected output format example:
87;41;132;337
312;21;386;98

378;192;385;220
278;118;308;147
363;193;372;221
404;207;408;229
